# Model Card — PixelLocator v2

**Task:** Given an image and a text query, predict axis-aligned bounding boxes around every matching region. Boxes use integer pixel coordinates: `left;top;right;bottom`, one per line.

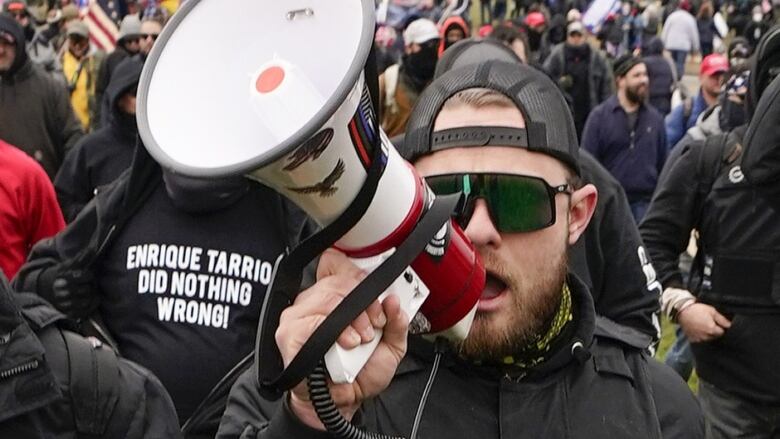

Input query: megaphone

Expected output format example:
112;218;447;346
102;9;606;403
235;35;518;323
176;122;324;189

137;0;484;388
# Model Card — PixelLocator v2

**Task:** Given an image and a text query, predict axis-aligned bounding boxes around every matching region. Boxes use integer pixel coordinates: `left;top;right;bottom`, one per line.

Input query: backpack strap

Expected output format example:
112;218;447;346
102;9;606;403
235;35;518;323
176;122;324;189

688;132;731;292
682;96;694;126
61;330;120;438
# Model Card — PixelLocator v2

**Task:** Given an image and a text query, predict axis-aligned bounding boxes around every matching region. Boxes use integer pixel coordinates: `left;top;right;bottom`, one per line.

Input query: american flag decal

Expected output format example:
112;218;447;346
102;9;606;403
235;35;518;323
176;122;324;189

83;0;122;51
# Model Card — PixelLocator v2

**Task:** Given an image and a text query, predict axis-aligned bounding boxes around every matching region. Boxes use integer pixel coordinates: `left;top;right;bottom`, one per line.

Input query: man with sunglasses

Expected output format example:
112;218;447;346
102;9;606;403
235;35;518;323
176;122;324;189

218;62;702;438
139;18;162;58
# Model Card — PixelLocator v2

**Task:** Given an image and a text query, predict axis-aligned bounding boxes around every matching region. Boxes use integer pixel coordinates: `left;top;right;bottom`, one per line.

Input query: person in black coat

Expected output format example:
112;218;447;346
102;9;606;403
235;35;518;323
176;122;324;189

0;272;182;438
216;61;701;439
642;36;676;115
54;56;143;222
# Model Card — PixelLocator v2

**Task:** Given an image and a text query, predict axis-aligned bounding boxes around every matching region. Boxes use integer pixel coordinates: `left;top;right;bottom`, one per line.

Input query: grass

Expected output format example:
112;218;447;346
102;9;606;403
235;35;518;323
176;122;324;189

656;316;699;393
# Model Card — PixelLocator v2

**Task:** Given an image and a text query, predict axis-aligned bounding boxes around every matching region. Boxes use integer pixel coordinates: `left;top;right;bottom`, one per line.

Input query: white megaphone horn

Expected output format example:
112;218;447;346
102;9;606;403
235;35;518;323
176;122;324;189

137;0;484;388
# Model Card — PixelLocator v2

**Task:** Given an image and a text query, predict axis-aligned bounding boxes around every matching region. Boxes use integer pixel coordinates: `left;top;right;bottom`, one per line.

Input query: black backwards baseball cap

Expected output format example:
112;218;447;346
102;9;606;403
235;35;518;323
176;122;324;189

433;37;523;79
400;58;580;175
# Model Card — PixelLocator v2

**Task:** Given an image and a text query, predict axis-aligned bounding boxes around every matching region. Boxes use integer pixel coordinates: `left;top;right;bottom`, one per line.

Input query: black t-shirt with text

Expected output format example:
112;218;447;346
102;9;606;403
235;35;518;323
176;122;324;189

97;181;288;422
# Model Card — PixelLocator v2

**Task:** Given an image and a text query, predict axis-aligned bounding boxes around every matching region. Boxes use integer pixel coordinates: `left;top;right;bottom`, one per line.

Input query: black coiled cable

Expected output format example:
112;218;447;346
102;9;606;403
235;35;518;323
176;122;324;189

307;338;447;439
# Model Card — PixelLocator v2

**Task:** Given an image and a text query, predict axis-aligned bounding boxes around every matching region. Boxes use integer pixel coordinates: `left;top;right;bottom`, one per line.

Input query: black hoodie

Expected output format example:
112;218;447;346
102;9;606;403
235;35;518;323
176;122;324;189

54;56;143;221
0;15;82;179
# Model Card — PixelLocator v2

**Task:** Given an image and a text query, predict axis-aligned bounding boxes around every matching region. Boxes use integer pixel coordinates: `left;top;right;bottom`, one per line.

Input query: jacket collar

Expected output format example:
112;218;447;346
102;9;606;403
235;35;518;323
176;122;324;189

606;94;648;115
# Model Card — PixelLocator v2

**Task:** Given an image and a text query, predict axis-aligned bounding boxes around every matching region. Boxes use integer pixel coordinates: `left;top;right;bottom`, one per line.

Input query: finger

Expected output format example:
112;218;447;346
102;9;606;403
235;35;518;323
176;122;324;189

316;248;366;281
287;276;360;320
350;311;376;343
709;325;725;338
336;325;363;349
713;311;732;329
380;294;410;357
366;299;386;329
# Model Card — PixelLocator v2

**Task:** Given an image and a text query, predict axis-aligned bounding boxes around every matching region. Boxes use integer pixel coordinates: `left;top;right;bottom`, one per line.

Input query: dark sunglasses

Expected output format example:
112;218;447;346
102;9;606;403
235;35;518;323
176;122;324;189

425;173;572;233
141;33;159;41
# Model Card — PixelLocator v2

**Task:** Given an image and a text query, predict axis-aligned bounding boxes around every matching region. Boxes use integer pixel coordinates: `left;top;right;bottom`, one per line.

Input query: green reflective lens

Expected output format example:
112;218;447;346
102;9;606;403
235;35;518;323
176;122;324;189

425;173;568;232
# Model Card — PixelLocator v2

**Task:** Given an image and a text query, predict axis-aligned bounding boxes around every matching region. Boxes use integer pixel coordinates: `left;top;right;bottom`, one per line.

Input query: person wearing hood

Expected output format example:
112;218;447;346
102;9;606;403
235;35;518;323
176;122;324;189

640;27;780;438
641;36;676;115
544;21;614;138
55;56;143;222
14;142;311;436
437;15;469;56
94;14;142;129
0;14;82;180
379;18;440;137
2;0;61;76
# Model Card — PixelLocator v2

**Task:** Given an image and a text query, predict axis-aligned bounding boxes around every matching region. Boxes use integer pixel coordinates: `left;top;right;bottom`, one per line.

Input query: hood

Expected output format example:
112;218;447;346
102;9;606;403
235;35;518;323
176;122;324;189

641;36;664;56
748;25;780;117
106;55;143;120
687;105;722;141
0;14;29;79
438;16;469;56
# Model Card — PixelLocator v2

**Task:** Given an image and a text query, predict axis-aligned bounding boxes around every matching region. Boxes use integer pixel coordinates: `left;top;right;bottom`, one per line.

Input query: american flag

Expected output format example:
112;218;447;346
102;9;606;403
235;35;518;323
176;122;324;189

78;0;125;51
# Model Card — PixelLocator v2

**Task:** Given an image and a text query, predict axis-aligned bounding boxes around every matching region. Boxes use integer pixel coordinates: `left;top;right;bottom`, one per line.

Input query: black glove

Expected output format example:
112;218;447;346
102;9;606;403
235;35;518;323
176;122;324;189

39;266;99;318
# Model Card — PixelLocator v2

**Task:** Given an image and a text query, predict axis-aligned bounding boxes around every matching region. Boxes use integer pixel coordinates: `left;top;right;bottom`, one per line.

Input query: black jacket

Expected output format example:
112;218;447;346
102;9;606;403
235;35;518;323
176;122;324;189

0;274;182;438
14;146;309;436
0;16;83;180
54;56;143;222
639;127;780;404
94;44;133;129
571;151;661;342
216;275;703;439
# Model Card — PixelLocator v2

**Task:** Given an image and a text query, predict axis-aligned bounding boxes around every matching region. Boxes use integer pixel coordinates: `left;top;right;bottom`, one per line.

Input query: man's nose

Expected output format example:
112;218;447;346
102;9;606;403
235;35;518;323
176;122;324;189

464;199;502;249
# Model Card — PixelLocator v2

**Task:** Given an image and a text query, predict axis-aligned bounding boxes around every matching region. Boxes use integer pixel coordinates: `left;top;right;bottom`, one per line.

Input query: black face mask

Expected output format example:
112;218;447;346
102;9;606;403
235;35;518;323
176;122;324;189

163;171;250;214
719;98;748;130
528;30;543;51
402;42;438;91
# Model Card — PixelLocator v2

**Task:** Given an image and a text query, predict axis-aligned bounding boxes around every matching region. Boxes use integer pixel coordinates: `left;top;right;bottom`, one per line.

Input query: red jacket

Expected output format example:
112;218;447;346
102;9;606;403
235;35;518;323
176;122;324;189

0;140;64;279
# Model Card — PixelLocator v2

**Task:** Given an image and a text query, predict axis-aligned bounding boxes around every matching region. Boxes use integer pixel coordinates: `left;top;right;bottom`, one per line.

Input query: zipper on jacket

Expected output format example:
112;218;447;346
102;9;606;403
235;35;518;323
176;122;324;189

0;359;40;380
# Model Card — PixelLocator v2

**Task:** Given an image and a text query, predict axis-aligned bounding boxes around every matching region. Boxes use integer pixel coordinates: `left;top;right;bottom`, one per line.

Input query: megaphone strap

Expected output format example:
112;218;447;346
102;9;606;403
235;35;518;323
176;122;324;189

258;193;462;397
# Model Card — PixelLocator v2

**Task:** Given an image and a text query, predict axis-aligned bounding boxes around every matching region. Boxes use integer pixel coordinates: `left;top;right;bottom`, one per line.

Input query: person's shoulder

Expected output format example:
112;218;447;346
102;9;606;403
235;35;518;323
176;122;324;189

645;359;705;437
0;141;51;183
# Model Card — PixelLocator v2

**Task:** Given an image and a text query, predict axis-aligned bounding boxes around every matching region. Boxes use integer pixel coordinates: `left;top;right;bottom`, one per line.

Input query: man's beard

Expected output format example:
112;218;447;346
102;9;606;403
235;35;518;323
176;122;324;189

456;240;569;362
625;84;647;104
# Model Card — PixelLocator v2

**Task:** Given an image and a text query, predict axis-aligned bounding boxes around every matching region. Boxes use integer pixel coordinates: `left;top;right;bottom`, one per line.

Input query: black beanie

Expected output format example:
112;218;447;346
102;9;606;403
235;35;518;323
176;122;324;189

0;14;28;78
613;54;643;78
401;61;580;175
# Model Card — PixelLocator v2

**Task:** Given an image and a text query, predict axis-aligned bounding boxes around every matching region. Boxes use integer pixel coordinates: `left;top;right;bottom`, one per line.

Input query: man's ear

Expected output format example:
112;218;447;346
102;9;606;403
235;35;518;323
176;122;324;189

567;183;598;245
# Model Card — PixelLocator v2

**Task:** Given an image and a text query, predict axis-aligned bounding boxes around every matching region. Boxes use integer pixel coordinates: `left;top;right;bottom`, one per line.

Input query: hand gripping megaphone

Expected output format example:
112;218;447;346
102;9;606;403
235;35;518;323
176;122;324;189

137;0;484;405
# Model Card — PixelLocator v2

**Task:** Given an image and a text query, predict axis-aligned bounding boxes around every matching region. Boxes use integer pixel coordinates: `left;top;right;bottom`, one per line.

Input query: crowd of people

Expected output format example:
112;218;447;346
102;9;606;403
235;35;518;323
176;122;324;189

0;0;778;438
